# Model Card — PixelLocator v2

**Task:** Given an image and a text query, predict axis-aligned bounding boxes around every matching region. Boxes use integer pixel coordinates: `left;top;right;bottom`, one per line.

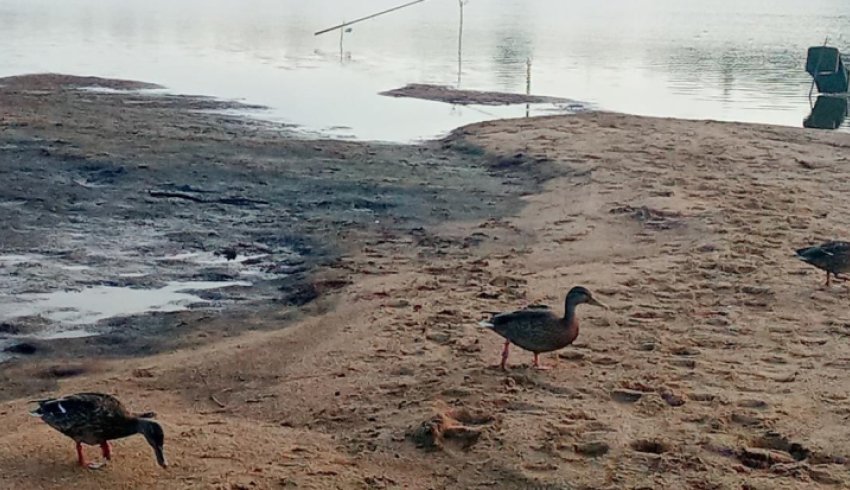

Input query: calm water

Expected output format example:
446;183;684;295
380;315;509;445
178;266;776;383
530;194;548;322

2;0;849;141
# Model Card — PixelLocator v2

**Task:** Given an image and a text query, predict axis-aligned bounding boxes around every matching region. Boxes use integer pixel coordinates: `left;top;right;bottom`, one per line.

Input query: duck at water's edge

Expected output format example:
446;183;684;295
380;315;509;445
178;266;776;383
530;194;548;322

795;241;850;286
479;286;607;370
30;393;166;469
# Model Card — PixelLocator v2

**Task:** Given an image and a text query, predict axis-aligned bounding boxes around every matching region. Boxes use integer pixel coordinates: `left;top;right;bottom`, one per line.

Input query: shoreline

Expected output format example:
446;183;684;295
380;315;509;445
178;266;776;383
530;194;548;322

2;74;850;488
0;73;544;400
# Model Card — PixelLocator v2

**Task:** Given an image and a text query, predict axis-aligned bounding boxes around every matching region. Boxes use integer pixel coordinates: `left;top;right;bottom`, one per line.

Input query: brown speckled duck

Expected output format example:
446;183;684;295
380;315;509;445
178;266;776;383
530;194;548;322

479;286;607;370
795;241;850;286
30;393;166;469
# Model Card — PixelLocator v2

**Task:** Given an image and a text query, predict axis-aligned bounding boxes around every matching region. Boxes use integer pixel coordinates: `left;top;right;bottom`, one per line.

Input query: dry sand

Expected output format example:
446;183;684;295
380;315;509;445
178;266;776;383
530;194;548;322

3;111;850;489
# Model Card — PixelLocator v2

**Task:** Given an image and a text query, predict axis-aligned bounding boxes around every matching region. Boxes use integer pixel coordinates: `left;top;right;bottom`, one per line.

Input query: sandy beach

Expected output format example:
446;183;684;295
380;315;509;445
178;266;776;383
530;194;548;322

2;75;850;489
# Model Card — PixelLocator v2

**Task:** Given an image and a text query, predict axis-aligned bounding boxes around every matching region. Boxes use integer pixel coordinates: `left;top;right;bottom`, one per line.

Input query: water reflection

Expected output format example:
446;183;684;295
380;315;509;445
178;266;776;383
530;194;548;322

804;95;848;130
2;0;850;141
489;6;534;92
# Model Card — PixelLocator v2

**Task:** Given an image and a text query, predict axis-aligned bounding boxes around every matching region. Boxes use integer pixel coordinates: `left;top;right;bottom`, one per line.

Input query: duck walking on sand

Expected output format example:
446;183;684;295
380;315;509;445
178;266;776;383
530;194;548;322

30;393;166;469
479;286;607;370
795;241;850;286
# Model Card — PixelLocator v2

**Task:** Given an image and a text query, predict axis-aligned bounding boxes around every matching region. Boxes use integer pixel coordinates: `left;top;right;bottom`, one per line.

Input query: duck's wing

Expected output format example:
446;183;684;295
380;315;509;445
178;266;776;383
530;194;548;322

31;393;126;423
479;305;551;325
480;308;556;331
483;308;569;352
820;241;850;256
796;241;850;269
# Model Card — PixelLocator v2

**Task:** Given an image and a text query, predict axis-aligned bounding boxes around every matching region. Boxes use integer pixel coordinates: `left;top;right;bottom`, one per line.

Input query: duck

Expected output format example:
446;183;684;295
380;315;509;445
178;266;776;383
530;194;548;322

795;241;850;286
479;286;607;370
30;392;166;469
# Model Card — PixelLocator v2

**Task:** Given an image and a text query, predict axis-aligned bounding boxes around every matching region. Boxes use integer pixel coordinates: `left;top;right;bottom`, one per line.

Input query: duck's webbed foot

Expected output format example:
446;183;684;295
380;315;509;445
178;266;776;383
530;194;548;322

75;442;109;469
532;353;552;371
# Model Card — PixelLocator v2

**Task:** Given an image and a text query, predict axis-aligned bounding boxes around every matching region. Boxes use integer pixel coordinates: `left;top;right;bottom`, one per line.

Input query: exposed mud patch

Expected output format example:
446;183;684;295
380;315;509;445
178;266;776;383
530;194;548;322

0;74;541;397
380;83;577;107
631;439;670;454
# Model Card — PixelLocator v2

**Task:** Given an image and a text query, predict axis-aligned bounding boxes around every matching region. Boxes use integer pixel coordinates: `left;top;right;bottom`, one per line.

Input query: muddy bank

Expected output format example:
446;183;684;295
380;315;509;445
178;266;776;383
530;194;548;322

380;83;578;107
0;74;544;396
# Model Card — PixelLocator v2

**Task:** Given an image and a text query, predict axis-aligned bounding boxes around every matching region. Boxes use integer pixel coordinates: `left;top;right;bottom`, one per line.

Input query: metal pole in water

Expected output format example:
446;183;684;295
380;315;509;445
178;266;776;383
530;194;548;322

525;58;532;117
339;19;345;62
457;0;464;87
314;0;427;36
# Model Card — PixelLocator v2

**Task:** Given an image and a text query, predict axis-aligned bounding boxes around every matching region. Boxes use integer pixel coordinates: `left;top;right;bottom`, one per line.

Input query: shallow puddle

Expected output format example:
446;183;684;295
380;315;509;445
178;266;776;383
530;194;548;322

0;280;252;328
0;254;44;265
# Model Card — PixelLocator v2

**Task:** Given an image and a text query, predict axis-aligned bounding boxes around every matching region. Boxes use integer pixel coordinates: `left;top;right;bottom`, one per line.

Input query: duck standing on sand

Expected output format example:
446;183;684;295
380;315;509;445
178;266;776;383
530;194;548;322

30;393;166;469
479;286;607;370
795;241;850;286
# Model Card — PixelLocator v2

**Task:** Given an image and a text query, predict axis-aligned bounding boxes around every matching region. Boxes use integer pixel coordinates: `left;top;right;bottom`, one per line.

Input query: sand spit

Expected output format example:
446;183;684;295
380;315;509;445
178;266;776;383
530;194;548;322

380;83;575;107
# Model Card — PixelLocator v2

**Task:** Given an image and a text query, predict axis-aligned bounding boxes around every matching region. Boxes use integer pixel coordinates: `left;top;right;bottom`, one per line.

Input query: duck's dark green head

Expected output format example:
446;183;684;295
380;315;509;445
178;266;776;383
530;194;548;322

566;286;607;308
138;419;167;468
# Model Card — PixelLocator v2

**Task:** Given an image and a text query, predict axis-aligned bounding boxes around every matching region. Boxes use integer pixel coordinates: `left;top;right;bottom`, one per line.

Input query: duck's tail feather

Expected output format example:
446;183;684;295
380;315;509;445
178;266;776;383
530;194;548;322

478;320;495;328
137;411;157;419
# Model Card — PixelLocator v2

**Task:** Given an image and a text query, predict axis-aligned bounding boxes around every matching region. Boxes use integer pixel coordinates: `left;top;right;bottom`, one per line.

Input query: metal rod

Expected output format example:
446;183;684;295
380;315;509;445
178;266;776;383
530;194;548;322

314;0;426;36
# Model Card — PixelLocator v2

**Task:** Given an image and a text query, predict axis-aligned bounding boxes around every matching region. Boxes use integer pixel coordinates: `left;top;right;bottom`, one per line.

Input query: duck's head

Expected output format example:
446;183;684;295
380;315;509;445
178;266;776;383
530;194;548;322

138;418;167;468
566;286;607;309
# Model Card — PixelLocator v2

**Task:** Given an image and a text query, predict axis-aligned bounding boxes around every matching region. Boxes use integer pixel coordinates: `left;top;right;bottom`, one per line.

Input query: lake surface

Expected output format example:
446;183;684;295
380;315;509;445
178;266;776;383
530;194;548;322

2;0;849;141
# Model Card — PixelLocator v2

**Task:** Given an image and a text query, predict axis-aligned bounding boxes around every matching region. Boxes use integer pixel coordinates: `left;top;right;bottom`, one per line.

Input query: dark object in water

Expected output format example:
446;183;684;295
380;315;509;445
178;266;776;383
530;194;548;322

795;241;850;286
804;95;848;130
0;322;23;334
221;247;238;261
5;342;38;355
806;46;849;94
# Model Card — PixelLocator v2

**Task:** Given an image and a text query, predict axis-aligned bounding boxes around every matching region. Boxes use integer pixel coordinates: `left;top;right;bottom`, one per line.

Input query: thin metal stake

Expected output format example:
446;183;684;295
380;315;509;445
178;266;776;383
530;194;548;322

315;0;426;36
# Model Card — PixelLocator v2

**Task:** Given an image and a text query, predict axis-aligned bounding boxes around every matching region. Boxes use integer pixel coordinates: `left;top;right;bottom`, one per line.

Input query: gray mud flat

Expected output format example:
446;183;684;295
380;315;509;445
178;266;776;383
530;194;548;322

0;74;544;390
380;83;577;106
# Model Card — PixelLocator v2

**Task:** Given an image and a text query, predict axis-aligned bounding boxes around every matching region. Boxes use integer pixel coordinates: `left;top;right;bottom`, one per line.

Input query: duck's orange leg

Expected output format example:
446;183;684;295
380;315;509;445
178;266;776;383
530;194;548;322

100;442;112;460
533;353;552;371
500;341;510;370
826;271;831;286
75;442;87;467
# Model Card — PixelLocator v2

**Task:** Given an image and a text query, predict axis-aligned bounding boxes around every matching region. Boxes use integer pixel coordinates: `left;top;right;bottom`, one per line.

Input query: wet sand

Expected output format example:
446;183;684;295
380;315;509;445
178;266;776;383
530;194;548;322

3;75;850;489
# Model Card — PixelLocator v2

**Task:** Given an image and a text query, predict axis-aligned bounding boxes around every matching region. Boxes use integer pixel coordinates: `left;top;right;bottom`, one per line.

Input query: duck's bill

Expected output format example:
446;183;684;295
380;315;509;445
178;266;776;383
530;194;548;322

154;446;168;468
588;297;608;309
